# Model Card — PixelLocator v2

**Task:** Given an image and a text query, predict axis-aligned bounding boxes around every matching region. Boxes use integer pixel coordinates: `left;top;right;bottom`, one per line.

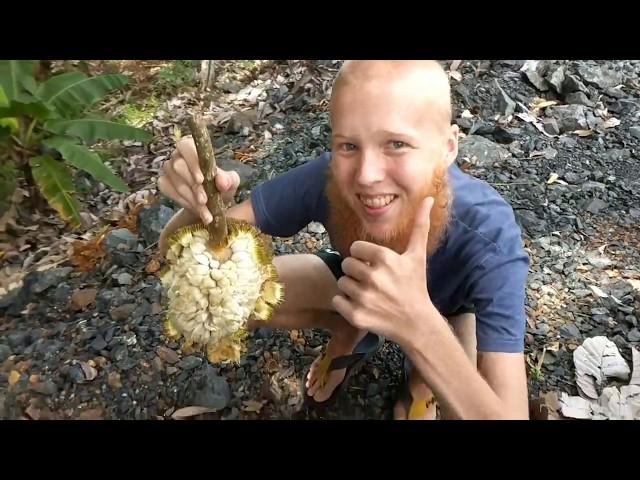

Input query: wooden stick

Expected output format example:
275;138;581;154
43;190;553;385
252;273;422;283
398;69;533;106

187;115;228;246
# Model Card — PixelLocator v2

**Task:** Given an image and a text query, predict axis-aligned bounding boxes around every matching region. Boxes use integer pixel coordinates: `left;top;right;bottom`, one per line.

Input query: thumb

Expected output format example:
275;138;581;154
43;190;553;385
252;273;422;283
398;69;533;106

405;196;434;258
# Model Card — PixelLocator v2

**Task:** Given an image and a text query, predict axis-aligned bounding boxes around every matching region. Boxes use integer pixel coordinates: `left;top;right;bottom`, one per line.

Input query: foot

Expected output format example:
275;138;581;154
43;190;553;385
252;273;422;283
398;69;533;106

393;368;438;420
305;330;367;403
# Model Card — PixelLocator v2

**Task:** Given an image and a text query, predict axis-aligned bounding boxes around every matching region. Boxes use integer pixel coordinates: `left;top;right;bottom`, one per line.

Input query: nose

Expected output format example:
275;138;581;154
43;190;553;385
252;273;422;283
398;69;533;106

355;149;385;186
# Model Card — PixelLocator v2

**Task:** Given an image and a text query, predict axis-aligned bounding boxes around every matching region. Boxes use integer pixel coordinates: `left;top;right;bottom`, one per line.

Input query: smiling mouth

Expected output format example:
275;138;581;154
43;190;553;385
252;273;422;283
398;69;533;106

357;194;398;209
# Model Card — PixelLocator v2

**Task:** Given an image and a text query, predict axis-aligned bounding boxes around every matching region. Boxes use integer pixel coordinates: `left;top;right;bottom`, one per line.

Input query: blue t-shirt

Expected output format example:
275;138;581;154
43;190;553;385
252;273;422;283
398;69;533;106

251;152;529;353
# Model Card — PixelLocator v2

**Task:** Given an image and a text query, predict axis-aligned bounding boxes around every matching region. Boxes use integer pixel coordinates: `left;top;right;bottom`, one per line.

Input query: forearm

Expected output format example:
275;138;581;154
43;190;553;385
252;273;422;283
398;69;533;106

403;306;525;419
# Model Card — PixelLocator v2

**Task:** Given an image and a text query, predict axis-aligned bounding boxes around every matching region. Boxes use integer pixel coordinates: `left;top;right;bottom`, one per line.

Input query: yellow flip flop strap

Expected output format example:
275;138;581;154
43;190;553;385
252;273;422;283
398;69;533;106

317;353;333;389
408;396;436;420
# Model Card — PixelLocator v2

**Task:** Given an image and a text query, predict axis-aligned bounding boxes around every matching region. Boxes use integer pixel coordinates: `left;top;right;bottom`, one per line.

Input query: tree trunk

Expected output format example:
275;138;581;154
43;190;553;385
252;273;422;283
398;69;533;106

199;60;216;91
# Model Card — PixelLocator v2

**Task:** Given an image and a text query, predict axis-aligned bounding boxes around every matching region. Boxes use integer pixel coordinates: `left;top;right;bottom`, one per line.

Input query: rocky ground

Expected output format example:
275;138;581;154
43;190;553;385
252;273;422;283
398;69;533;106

0;60;638;420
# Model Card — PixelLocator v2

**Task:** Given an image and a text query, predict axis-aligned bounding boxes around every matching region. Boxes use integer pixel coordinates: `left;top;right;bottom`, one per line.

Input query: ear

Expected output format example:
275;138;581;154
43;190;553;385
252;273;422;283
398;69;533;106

444;124;459;167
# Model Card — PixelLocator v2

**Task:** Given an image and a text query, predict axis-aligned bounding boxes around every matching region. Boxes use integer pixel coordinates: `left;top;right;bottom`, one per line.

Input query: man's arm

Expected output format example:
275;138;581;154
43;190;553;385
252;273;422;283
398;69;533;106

404;307;529;419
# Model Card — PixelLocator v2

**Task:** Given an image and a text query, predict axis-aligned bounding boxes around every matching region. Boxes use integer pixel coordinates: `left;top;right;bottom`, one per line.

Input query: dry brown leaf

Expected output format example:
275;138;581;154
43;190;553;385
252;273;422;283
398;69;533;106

603;117;621;129
242;399;265;413
71;288;98;311
8;370;21;386
79;362;98;381
574;129;594;137
532;99;559;109
171;406;220;419
559;393;593;419
146;258;160;274
573;336;630;399
71;228;110;272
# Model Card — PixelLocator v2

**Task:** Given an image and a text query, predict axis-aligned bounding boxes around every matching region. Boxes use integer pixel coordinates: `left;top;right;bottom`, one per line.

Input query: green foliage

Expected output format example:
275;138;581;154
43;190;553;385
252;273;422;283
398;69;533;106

0;60;152;229
155;60;197;92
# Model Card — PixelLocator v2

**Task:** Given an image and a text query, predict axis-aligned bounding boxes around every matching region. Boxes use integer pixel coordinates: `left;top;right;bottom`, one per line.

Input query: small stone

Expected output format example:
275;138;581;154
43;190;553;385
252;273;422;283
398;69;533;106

31;267;73;294
67;365;86;384
0;344;12;362
90;335;107;352
577;65;624;90
547;65;566;94
108;372;123;390
137;204;175;246
7;331;29;349
494;80;516;116
116;273;133;285
110;303;136;321
156;346;180;364
585;198;608;215
183;364;231;410
625;315;638;327
166;366;179;375
307;222;326;234
546;105;588;133
53;283;72;303
524;70;549;91
628;329;640;342
565;91;594;107
30;380;57;396
110;345;128;363
457;135;511;167
104;229;138;253
587;255;613;268
564;172;581;184
536;323;550;336
629;126;640;139
591;307;609;316
560;323;582;339
178;356;202;370
541;118;560;136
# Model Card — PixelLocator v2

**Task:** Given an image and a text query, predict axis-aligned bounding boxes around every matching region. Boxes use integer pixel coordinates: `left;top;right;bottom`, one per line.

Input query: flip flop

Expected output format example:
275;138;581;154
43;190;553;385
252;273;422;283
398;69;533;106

303;331;384;408
395;356;437;420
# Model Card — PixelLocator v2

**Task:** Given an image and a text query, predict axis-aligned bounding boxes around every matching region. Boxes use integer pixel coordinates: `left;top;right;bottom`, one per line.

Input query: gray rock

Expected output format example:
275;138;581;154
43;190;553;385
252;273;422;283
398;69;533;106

117;273;133;285
582;181;606;192
515;209;548;236
7;331;29;349
225;111;256;135
625;315;638;327
111;251;137;267
104;229;138;253
30;268;73;294
524;70;549;91
587;254;613;268
628;328;640;342
562;74;589;94
90;335;107;352
591;307;609;316
183;364;231;410
178;356;202;370
216;154;258;190
618;305;634;314
536;323;550;336
564;172;582;184
307;222;326;234
53;283;72;303
458;135;511;167
560;323;582;339
110;303;136;322
137;203;174;246
0;344;12;362
546;105;588;133
547;66;566;94
110;345;128;363
541;118;560;136
585;198;608;215
68;365;86;384
629;126;640;139
494;80;516;116
30;380;58;396
578;65;624;90
565;92;594;107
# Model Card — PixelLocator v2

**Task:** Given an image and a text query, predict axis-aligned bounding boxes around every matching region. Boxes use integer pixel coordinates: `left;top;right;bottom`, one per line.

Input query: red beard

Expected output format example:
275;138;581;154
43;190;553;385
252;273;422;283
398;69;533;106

325;166;452;259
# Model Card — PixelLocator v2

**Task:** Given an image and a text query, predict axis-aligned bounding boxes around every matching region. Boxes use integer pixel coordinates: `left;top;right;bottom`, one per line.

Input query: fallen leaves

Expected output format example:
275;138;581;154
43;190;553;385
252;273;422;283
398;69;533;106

78;408;105;420
71;288;98;311
573;129;594;137
242;399;266;413
603;117;621;129
145;258;161;274
171;406;219;420
8;370;21;386
71;228;109;272
574;336;630;399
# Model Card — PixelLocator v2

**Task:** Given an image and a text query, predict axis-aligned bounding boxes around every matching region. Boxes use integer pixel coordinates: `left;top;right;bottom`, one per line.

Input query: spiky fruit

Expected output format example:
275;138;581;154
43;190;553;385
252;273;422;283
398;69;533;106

160;218;284;364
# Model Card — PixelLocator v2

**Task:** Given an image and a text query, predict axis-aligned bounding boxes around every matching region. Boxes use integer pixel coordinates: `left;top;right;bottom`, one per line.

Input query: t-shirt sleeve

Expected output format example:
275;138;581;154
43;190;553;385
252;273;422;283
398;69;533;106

467;242;530;354
250;153;331;237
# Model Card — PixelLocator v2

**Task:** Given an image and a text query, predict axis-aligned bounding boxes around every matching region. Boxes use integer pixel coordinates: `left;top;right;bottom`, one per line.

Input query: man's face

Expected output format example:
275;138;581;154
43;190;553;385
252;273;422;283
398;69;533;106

328;77;457;246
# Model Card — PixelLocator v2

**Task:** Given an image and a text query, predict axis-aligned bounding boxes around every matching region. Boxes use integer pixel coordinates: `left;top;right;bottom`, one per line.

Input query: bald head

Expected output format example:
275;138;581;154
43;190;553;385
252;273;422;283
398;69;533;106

330;60;453;130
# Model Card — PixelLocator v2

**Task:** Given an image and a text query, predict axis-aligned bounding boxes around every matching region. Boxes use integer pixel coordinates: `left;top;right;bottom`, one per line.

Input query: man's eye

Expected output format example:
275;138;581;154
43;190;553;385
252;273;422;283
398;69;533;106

342;143;357;152
391;141;407;149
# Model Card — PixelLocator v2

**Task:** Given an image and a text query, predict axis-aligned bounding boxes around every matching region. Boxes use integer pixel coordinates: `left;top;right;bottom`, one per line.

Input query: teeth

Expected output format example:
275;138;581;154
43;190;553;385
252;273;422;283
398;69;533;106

359;195;395;208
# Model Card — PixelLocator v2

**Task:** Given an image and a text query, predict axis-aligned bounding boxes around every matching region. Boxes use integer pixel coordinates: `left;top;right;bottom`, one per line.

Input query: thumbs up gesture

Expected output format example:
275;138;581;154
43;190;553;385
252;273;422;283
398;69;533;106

332;197;438;345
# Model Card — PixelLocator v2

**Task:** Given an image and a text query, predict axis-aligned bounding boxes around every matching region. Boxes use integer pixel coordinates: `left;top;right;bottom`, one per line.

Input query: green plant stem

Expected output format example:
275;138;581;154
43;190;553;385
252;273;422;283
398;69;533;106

24;117;38;146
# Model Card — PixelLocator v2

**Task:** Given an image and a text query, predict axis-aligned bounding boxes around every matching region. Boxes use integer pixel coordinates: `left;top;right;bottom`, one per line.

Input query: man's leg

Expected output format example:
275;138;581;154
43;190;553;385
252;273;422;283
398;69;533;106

248;253;367;403
394;312;476;420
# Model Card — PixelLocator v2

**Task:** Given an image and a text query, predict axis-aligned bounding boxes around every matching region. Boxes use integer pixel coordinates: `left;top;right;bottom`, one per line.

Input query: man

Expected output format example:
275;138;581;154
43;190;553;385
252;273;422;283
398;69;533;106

158;60;530;419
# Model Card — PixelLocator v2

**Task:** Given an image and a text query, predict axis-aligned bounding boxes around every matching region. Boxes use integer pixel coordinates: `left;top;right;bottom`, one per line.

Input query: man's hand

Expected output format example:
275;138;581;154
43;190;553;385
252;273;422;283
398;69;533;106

158;136;240;225
332;197;438;344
